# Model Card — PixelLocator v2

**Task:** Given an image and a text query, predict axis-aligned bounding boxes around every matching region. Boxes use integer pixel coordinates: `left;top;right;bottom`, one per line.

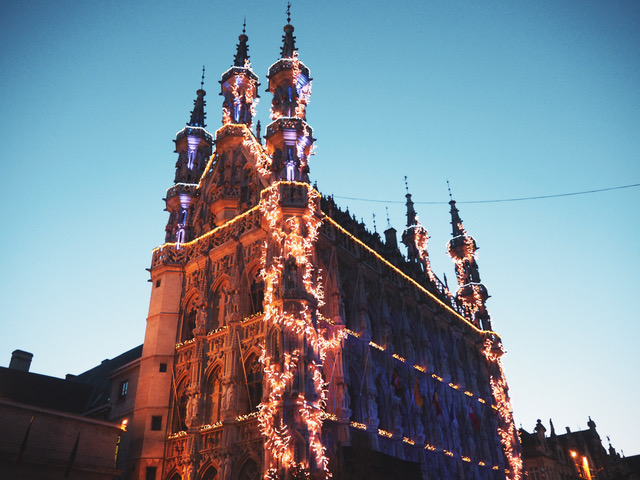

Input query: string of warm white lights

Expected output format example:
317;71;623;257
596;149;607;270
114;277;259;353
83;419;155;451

323;216;481;333
482;337;523;480
258;182;337;479
342;328;493;408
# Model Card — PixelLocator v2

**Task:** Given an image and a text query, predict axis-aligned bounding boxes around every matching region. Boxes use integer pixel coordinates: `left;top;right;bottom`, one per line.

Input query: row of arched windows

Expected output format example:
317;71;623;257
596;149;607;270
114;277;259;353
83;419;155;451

179;276;264;343
171;354;263;433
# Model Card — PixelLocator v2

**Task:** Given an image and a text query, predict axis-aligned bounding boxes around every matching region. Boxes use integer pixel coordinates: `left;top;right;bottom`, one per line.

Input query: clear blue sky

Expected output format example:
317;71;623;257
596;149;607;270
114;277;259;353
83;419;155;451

1;0;638;456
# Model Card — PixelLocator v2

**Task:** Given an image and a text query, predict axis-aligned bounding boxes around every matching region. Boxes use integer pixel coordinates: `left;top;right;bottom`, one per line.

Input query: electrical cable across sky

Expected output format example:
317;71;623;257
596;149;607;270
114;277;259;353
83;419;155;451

331;182;640;205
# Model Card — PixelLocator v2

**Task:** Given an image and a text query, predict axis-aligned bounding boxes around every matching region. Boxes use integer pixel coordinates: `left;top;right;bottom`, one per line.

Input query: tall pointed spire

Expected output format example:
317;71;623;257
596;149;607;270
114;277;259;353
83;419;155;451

281;3;297;58
188;66;207;128
220;22;259;127
234;18;250;67
446;185;491;330
404;176;418;227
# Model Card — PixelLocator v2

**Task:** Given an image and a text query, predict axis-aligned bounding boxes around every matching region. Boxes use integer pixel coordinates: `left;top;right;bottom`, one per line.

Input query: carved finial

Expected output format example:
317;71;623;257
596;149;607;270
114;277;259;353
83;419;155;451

243;16;246;34
287;2;291;24
386;207;391;228
201;65;205;89
372;213;377;233
447;179;453;200
404;175;409;194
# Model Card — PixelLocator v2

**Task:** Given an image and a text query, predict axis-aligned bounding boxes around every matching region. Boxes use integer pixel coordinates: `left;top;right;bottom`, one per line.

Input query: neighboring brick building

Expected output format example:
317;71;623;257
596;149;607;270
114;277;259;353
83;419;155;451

0;350;126;479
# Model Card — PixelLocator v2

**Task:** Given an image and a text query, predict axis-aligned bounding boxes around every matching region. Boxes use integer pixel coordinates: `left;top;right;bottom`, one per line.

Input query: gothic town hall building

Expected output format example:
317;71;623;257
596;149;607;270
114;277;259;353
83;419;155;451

126;16;523;480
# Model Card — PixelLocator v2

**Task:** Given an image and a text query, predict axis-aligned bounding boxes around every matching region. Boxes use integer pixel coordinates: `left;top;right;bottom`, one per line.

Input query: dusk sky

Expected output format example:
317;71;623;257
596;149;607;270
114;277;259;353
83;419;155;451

1;0;638;456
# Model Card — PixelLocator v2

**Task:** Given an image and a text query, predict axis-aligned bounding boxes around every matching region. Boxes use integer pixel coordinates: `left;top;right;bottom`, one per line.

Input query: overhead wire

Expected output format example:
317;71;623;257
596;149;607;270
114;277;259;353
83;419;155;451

331;182;640;205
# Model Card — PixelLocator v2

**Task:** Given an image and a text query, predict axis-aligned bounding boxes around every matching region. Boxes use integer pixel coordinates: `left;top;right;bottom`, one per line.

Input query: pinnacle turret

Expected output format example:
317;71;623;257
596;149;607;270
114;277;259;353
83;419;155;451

264;4;315;183
165;73;214;243
220;24;259;127
446;191;491;330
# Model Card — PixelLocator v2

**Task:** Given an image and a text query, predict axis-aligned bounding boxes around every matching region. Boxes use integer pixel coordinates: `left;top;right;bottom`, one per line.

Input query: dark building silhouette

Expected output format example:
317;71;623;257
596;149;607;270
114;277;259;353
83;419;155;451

520;418;640;480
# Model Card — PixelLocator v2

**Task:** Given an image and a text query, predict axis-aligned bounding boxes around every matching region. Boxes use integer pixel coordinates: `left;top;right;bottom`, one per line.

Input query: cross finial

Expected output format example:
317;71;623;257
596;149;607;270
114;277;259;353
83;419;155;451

242;16;246;34
404;175;409;194
201;65;205;89
386;207;391;228
287;2;291;23
447;179;453;200
372;213;377;233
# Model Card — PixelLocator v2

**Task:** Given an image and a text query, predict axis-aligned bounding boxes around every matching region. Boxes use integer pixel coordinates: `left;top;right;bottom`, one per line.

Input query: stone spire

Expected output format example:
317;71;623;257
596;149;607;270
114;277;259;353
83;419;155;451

281;2;297;58
188;66;207;128
405;178;418;228
401;177;422;263
234;18;250;67
446;187;491;330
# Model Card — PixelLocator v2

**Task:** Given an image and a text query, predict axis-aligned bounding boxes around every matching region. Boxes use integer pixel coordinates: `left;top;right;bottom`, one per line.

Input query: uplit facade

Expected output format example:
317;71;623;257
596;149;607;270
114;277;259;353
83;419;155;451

128;15;523;480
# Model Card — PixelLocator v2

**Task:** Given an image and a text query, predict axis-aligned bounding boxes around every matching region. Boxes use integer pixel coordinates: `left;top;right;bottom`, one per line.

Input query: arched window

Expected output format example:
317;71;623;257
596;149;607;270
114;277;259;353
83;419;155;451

249;277;264;315
204;368;222;425
180;307;196;342
237;459;259;480
172;381;188;432
201;466;218;480
375;378;390;431
348;367;363;422
270;330;280;362
241;355;262;414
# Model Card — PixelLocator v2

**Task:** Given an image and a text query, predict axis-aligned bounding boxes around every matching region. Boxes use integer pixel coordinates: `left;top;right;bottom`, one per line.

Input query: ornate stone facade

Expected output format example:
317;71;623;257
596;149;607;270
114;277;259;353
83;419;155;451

128;14;522;480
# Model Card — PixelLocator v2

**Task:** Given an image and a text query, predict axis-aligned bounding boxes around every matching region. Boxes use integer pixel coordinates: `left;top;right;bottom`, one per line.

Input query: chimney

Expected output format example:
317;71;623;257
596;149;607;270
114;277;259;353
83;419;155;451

9;350;33;372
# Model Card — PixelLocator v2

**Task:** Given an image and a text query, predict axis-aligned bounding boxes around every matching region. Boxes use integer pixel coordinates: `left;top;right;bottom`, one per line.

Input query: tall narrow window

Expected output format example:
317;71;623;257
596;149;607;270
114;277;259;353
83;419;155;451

250;278;264;315
118;380;129;401
181;307;197;341
204;369;222;425
241;355;262;414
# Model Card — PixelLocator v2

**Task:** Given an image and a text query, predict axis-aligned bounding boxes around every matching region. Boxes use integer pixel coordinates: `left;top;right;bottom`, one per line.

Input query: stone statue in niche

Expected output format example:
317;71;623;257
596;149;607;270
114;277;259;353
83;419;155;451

284;256;298;293
185;393;200;429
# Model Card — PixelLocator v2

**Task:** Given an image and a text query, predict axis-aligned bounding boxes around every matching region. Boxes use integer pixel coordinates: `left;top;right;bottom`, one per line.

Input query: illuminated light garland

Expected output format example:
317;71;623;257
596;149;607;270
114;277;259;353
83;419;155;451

167;431;187;439
403;437;415;445
432;374;443;382
482;337;524;480
392;353;406;362
221;71;259;126
369;341;385;351
350;421;367;431
344;328;360;338
410;222;454;301
200;421;223;431
323;217;484;333
258;182;333;479
413;365;426;373
378;429;393;438
153;204;261;255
